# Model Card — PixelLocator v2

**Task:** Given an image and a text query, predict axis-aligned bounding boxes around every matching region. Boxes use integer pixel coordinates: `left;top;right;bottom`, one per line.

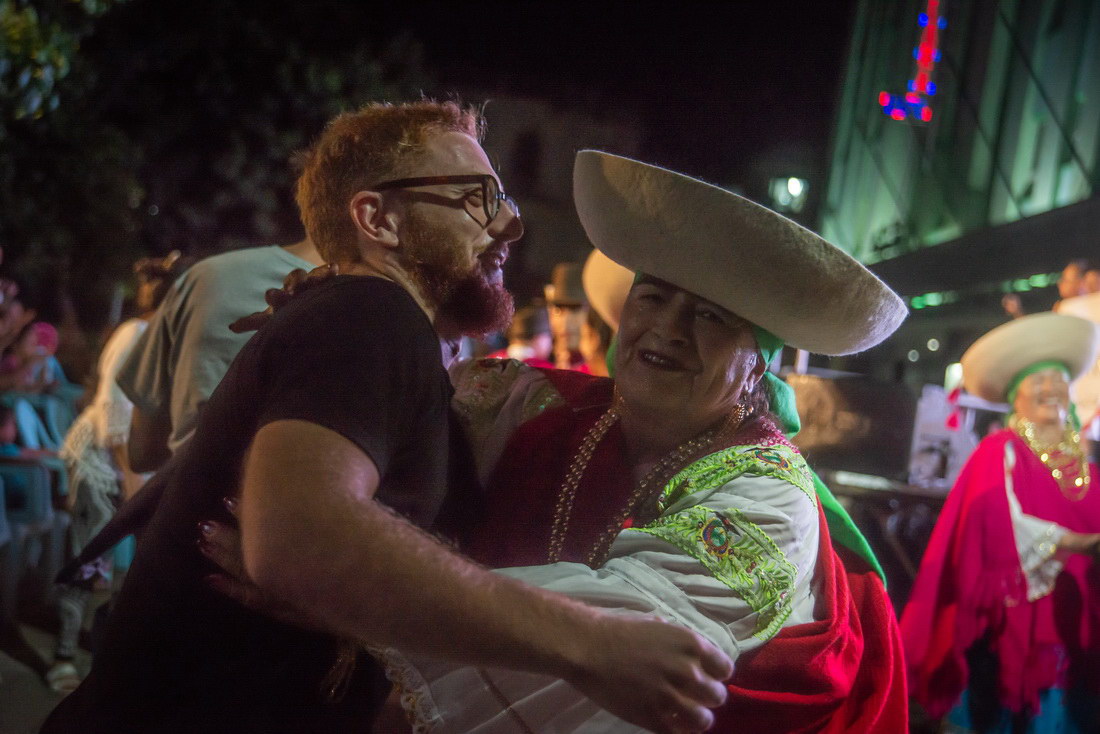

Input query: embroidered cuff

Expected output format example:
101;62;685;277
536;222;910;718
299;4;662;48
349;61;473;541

370;646;441;733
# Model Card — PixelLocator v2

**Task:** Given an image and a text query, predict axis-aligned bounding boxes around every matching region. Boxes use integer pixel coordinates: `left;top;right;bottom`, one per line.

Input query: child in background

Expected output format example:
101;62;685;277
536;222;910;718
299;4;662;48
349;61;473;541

0;404;23;456
0;322;62;393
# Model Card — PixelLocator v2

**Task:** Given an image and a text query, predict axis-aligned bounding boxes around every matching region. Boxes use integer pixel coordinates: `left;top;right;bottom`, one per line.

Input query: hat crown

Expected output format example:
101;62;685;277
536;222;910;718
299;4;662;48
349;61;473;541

546;262;587;306
961;312;1100;403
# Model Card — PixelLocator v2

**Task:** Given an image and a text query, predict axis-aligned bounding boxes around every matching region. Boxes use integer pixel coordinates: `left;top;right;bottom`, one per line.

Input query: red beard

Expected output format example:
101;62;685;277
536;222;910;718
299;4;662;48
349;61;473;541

400;216;514;337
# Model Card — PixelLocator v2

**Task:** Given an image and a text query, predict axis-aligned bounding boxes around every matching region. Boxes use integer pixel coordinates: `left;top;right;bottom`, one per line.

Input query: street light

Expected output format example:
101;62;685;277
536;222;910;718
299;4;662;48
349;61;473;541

769;177;809;214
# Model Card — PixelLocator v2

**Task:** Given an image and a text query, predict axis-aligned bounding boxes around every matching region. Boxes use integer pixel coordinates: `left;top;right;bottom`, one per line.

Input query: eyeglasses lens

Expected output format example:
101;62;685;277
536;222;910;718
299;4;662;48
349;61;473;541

485;177;500;222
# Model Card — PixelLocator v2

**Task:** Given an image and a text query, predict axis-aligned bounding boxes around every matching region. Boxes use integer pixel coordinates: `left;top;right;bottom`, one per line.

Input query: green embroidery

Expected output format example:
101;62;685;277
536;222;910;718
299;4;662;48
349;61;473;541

632;443;815;640
635;505;797;639
521;381;564;423
659;444;817;512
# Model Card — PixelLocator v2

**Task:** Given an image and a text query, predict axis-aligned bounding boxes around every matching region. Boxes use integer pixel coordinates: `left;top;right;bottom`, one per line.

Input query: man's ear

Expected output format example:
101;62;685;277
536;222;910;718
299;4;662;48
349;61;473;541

350;191;400;249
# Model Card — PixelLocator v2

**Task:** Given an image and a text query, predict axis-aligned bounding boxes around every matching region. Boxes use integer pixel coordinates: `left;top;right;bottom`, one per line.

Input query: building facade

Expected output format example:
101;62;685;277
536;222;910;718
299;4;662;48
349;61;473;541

821;0;1100;383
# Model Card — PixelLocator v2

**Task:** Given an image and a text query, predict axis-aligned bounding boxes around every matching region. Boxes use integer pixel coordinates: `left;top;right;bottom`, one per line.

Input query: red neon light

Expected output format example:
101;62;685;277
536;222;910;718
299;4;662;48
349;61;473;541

876;0;942;122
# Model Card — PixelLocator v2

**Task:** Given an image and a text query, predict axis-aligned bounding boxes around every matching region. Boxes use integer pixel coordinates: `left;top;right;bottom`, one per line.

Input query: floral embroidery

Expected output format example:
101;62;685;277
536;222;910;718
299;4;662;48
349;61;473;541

452;359;564;444
451;359;525;425
636;505;798;639
658;443;817;512
521;381;563;423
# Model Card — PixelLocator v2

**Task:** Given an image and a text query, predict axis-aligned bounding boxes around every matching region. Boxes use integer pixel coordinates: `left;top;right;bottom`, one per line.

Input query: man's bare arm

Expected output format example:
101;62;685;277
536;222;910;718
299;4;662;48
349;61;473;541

240;419;732;734
127;406;172;473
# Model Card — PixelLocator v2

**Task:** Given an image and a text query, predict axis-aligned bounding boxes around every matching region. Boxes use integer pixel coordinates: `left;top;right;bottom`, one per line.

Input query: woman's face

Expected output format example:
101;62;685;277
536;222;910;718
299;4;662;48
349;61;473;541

1013;367;1070;428
615;277;763;433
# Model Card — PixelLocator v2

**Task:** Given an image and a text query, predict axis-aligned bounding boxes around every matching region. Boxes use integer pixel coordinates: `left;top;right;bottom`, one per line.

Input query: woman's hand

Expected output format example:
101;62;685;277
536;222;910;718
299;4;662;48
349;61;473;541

229;263;340;333
1058;531;1100;557
198;501;332;633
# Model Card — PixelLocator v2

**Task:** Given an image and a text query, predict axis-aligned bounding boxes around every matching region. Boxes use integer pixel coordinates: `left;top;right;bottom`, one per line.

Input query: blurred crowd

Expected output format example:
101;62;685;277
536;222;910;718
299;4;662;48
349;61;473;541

0;250;191;692
1003;258;1100;319
480;261;615;377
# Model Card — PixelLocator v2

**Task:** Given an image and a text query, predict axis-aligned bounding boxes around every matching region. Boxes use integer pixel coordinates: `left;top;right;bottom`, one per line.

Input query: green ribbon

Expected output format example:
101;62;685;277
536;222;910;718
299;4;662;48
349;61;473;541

749;325;885;582
750;325;800;437
1005;360;1070;406
1004;360;1080;429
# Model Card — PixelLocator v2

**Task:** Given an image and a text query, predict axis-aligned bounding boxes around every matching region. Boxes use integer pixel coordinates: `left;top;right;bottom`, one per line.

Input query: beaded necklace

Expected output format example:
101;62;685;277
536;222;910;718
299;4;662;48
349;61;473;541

1010;414;1091;501
547;394;748;566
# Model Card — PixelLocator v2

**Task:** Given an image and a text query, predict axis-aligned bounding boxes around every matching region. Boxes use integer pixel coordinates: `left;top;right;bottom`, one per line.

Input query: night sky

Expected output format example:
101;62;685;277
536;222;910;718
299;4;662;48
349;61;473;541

357;1;859;195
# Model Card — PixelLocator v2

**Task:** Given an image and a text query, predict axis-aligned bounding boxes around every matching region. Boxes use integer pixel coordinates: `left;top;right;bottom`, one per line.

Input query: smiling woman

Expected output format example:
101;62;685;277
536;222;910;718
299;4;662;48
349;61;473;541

368;151;911;733
903;312;1100;732
615;276;763;457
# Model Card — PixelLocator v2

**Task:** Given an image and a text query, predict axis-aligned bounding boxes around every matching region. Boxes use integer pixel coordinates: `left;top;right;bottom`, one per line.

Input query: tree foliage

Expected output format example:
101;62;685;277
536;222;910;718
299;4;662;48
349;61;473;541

1;0;431;329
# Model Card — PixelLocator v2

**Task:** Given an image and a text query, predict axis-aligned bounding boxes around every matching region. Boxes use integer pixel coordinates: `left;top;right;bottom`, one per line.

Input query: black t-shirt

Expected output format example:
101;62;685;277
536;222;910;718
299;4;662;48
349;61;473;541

44;276;462;733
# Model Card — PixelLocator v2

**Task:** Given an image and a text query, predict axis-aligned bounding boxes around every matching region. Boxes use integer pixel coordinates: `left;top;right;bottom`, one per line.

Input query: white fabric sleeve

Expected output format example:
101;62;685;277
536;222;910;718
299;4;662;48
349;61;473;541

376;475;820;733
115;275;186;417
90;319;148;447
1003;441;1067;601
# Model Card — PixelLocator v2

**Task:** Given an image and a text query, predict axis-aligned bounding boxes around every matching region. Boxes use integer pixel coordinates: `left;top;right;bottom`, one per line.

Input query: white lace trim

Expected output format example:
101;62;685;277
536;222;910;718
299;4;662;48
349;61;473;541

1004;441;1067;602
1020;524;1064;602
369;646;442;733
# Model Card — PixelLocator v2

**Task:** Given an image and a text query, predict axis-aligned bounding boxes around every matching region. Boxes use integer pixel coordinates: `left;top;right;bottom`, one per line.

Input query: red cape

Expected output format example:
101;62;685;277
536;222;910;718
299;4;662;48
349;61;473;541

901;429;1100;717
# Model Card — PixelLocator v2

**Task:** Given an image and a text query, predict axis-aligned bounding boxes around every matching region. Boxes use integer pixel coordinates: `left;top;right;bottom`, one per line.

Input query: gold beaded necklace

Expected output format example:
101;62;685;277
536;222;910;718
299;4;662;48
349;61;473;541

1010;414;1091;501
547;394;748;565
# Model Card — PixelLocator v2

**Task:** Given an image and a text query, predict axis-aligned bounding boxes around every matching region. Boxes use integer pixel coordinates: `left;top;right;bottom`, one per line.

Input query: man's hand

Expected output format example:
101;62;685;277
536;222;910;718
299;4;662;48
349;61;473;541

229;264;340;333
566;616;731;733
200;509;731;733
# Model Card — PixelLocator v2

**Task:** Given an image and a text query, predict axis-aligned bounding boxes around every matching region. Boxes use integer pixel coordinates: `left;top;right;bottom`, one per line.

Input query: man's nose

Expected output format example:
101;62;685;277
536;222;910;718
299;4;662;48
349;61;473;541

488;200;524;242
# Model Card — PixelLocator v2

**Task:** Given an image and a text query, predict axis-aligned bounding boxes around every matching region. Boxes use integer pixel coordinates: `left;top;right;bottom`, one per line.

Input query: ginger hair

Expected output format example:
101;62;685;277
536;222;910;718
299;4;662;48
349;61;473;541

295;100;485;263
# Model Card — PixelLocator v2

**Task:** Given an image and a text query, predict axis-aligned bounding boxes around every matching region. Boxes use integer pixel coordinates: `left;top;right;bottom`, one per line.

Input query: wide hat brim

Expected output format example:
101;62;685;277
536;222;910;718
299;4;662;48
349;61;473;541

572;151;907;355
582;248;633;331
961;312;1100;403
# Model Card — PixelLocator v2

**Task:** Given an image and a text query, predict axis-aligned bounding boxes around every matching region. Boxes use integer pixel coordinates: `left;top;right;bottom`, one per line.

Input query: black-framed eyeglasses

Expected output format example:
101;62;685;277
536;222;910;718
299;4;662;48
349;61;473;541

371;174;520;228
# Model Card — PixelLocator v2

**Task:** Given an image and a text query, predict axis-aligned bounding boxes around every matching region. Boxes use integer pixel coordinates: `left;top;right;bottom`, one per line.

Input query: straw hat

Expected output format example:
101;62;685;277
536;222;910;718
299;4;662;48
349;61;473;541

572;151;906;355
961;312;1100;403
582;249;633;331
1056;292;1100;323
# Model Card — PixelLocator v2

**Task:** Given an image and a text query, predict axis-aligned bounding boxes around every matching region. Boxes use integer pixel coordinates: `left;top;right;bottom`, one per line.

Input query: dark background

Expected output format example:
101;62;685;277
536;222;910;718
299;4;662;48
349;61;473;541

0;0;857;342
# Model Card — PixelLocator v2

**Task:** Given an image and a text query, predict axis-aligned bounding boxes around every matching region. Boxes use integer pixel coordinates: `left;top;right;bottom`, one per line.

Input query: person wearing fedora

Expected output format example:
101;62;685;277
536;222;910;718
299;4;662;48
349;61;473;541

902;313;1100;732
545;262;589;370
486;305;554;368
306;150;908;732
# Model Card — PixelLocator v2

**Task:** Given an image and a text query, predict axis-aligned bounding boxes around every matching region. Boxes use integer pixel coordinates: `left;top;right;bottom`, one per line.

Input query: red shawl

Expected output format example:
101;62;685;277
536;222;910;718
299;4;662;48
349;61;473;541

901;429;1100;717
465;369;908;732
